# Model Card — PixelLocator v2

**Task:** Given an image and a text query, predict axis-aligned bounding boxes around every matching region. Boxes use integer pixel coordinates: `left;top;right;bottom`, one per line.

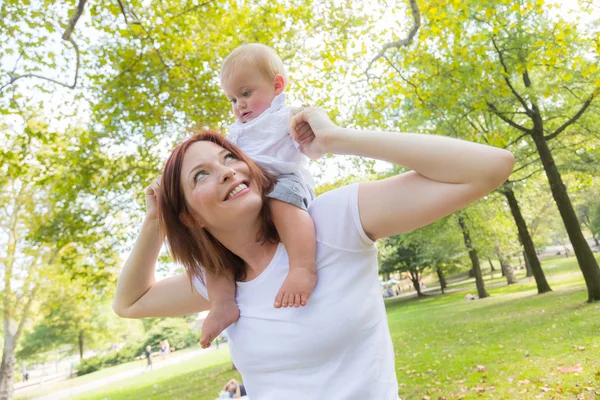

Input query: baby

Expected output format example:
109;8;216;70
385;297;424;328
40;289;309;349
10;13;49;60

199;43;318;348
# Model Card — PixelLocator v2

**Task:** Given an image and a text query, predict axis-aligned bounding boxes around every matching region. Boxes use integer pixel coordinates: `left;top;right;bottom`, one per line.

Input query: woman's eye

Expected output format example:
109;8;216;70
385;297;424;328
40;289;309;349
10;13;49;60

242;91;250;97
229;98;236;103
194;171;207;182
224;153;236;162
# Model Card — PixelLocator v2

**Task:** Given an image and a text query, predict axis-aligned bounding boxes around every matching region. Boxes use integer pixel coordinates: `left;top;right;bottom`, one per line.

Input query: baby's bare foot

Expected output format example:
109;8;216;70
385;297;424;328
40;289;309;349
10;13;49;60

200;300;239;349
274;263;318;308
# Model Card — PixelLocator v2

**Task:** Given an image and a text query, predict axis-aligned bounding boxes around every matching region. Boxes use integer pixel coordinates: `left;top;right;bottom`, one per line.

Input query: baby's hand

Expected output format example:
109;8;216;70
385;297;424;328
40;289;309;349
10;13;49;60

289;106;336;160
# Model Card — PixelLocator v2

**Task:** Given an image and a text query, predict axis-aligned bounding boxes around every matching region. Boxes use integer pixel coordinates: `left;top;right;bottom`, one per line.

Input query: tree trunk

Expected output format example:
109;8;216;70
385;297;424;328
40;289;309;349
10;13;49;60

495;246;518;285
409;270;423;297
503;185;551;292
411;278;423;297
523;250;533;277
458;215;489;299
0;324;17;400
79;330;84;360
530;129;600;302
436;266;447;294
488;258;496;272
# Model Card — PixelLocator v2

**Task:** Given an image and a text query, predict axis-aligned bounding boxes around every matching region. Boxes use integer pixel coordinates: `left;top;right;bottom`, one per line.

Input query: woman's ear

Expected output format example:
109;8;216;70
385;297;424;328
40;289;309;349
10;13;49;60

273;74;285;95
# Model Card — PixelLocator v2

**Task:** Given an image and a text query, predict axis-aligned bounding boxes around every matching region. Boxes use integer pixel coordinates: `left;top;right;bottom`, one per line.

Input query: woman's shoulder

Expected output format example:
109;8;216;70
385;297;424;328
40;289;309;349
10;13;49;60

309;183;374;252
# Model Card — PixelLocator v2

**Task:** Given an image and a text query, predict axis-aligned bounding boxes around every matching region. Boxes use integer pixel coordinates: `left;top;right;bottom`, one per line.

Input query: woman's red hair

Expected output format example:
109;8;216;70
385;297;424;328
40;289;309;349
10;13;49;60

159;130;278;283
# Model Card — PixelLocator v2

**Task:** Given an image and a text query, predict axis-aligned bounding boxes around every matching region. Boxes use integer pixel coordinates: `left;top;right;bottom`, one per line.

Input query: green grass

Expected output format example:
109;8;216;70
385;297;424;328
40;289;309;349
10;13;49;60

73;347;234;400
30;255;600;400
385;280;600;398
16;346;230;400
432;253;600;292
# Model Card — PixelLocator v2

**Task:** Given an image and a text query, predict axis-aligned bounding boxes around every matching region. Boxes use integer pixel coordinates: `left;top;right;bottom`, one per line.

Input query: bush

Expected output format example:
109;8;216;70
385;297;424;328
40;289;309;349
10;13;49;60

77;318;199;376
77;354;104;376
143;319;199;352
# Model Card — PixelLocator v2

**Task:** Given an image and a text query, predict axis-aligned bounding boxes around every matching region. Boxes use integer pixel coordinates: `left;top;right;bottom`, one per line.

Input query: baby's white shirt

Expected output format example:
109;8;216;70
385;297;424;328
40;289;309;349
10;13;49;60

227;93;314;188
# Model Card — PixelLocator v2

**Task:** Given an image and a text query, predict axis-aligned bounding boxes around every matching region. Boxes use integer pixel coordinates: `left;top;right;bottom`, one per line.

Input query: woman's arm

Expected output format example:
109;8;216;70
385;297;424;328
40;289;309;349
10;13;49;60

290;108;514;240
112;179;210;318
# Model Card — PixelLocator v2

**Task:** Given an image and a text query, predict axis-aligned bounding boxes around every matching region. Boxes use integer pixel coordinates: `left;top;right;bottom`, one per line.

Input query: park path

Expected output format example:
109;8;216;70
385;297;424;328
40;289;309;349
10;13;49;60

31;345;226;400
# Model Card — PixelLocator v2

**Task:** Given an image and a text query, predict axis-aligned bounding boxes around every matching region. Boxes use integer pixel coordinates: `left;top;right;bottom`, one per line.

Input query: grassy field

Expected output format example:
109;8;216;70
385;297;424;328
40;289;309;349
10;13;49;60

30;255;600;400
73;347;234;400
15;345;217;399
386;275;600;399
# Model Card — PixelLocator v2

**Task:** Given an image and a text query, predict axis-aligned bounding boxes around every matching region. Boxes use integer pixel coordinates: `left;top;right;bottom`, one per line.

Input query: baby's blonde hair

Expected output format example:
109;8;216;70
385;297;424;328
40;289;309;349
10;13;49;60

221;43;287;87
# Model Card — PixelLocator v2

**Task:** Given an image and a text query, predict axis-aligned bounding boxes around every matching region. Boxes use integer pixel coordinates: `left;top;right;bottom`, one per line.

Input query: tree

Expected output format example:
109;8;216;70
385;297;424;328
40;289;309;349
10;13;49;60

500;183;551;292
457;214;489;299
379;215;464;297
357;0;600;301
0;111;126;399
401;215;464;293
379;237;428;297
17;286;141;362
592;204;600;245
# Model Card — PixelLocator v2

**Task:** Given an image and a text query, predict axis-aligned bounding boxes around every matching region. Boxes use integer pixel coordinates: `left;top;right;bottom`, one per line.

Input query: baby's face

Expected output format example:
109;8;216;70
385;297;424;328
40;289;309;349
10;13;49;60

222;69;277;123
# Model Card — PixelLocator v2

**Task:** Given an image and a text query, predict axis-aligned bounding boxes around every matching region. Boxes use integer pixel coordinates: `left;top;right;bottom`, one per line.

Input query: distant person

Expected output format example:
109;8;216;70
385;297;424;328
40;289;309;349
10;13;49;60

159;340;171;360
144;345;153;370
223;378;247;398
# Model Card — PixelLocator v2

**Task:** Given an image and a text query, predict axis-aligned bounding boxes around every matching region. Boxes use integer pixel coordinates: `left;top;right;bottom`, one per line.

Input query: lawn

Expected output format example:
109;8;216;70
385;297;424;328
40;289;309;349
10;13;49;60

15;345;215;399
72;347;234;400
34;256;600;400
386;278;600;399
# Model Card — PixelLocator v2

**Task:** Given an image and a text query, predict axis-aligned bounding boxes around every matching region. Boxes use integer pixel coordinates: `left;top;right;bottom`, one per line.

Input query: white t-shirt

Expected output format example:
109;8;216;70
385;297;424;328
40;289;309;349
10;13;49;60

227;93;314;188
194;184;398;400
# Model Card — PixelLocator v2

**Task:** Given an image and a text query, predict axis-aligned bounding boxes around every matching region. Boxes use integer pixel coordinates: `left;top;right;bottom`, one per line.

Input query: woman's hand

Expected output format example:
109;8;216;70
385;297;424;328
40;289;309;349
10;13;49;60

289;107;339;160
145;176;162;221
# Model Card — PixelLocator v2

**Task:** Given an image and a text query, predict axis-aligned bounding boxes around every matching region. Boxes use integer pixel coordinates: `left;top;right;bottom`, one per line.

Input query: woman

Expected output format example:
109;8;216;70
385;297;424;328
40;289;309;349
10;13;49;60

113;107;514;399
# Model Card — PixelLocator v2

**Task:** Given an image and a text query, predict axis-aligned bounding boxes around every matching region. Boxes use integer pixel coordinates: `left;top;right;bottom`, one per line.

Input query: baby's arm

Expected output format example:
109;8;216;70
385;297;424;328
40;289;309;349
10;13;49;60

270;199;317;308
200;270;239;348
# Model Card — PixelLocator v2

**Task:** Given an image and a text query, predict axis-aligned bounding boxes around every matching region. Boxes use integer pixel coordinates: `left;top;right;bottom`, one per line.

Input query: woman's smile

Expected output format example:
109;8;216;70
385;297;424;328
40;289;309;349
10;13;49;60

224;181;250;201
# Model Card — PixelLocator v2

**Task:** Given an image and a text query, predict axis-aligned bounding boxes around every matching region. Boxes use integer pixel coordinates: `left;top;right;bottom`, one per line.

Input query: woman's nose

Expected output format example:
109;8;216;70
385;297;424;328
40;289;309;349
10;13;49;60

219;166;236;183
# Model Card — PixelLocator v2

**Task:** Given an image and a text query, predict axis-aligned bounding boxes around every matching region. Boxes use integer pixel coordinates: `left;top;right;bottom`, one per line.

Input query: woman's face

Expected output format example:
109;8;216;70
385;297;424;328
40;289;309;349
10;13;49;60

180;141;263;233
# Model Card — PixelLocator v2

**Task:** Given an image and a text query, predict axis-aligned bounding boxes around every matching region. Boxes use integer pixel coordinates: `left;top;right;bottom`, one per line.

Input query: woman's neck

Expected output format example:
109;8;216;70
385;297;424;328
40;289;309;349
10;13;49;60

234;240;279;281
210;224;279;281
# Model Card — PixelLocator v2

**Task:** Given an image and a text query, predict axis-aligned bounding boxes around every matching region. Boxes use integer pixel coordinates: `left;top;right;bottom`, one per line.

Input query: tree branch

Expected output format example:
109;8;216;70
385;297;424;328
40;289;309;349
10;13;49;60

511;157;541;175
487;102;532;134
366;0;421;73
126;8;171;70
511;168;543;182
561;85;583;102
2;36;80;93
175;0;217;17
491;36;532;116
62;0;88;40
383;55;425;105
544;89;599;141
504;132;529;148
15;285;38;342
465;116;491;144
117;0;141;24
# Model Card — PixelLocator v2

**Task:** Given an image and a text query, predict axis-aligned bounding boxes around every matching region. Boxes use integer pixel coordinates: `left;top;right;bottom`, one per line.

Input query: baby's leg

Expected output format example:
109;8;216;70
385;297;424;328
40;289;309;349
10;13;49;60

200;270;239;349
270;199;317;308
